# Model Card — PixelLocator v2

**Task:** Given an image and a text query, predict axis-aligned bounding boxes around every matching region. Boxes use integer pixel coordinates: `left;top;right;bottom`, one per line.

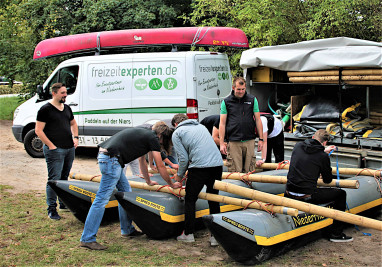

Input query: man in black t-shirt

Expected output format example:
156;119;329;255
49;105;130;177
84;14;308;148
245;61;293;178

80;125;182;250
35;83;78;220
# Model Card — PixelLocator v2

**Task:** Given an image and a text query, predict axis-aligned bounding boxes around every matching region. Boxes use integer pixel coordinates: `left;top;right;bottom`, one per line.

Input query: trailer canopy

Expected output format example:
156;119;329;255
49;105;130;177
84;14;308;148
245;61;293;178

240;37;382;72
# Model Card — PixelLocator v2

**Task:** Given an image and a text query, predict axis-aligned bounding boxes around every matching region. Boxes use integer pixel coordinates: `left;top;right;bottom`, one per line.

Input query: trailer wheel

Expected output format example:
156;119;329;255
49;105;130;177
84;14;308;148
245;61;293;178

24;129;44;158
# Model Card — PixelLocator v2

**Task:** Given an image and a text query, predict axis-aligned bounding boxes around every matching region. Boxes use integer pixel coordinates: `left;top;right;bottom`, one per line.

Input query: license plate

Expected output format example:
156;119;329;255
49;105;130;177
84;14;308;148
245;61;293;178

78;136;110;147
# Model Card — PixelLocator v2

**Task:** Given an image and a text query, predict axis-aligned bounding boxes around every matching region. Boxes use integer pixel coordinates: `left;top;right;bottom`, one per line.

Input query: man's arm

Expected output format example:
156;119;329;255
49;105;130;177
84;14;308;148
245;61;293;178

164;158;179;170
152;151;181;188
138;155;158;185
172;131;189;178
256;131;268;166
254;111;263;151
321;155;334;184
35;121;56;149
147;152;157;171
70;119;79;148
212;126;220;146
219;114;227;155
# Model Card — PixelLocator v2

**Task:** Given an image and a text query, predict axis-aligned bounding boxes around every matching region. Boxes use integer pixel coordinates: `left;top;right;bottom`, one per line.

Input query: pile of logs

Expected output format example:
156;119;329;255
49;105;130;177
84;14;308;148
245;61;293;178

287;69;382;86
370;111;382;126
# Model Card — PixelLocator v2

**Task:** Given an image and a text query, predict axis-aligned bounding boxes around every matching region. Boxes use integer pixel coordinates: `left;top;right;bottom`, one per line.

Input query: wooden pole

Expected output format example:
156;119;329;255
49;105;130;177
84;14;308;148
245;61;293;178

69;173;298;216
221;172;359;189
147;168;359;188
214;180;382;231
257;163;382;178
128;181;298;216
287;69;382;77
287;70;340;77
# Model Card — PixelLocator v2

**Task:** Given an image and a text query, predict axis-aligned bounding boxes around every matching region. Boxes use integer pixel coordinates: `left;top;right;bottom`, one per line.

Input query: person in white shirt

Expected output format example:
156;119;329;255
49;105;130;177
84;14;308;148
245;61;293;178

256;114;284;166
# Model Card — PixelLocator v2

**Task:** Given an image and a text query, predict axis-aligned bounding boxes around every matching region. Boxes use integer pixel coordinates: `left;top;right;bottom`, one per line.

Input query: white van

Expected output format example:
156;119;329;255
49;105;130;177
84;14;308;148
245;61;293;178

12;51;232;157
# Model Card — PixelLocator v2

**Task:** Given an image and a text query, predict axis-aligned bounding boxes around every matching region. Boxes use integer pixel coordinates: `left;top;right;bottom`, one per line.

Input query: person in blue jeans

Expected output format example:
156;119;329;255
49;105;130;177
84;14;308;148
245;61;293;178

80;125;182;250
35;83;78;220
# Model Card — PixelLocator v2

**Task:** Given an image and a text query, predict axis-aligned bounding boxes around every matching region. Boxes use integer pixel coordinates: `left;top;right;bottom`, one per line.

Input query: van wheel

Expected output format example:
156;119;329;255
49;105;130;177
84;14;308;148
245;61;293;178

24;129;44;158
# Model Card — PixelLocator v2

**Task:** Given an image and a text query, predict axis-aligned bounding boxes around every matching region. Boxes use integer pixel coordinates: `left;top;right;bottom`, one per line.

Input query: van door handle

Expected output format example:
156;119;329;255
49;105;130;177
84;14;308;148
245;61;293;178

69;102;78;106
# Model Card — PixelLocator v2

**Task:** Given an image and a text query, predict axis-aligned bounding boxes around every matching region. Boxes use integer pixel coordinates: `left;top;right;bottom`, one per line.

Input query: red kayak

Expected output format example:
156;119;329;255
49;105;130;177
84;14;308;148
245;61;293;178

34;27;248;60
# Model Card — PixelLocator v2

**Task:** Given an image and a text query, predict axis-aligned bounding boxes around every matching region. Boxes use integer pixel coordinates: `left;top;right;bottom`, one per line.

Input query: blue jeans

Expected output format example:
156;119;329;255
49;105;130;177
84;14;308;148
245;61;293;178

44;145;75;210
80;153;135;243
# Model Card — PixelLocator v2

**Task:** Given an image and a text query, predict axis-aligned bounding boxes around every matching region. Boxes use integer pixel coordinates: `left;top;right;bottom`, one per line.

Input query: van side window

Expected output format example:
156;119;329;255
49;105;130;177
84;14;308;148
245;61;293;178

45;65;79;96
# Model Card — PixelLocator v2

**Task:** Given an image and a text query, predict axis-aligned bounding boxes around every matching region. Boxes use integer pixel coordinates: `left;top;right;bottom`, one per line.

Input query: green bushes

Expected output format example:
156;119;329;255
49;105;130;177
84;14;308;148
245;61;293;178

0;84;24;95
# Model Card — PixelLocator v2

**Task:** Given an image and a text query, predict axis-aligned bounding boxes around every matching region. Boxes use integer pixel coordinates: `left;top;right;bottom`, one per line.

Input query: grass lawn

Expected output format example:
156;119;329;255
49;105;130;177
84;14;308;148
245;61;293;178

0;96;26;120
0;185;231;266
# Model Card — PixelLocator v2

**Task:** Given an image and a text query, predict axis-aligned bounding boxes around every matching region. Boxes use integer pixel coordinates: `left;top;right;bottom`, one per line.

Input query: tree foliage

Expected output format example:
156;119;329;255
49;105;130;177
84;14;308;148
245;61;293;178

0;0;380;93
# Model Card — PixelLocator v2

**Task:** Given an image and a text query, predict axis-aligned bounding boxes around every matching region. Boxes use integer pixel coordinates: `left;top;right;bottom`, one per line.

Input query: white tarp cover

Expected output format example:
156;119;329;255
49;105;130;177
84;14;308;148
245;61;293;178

240;37;382;72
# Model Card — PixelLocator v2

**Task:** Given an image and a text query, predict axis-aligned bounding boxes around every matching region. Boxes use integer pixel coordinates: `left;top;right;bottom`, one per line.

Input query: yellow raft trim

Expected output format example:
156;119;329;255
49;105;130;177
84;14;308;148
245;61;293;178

91;199;119;208
255;198;382;246
160;204;241;223
255;218;333;246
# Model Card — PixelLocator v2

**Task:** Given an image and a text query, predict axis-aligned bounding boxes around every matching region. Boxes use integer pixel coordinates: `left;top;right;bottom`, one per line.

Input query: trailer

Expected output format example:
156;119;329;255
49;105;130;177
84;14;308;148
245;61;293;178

241;37;382;169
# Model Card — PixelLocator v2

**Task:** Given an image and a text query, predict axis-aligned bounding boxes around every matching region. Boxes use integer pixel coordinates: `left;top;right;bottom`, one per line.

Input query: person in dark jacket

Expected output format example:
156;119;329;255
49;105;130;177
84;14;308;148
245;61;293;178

219;77;263;173
285;129;353;242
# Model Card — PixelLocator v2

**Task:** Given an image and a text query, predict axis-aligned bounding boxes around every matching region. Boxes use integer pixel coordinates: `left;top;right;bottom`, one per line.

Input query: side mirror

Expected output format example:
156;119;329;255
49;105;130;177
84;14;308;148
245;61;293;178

37;85;44;100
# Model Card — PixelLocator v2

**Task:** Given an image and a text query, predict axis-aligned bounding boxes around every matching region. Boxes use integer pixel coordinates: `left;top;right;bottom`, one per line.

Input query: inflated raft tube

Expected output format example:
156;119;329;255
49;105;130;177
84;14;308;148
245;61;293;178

115;170;288;239
47;174;167;223
203;176;382;265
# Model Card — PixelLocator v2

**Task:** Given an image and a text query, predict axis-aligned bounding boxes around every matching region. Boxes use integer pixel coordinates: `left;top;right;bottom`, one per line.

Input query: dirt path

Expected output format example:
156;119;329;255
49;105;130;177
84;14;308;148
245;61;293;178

0;120;381;266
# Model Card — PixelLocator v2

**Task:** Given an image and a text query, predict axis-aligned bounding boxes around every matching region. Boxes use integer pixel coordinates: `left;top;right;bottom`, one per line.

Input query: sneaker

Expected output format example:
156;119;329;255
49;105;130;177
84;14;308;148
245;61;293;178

80;241;108;250
176;231;195;242
48;209;61;220
329;233;353;243
121;230;144;238
210;235;218;246
59;204;70;212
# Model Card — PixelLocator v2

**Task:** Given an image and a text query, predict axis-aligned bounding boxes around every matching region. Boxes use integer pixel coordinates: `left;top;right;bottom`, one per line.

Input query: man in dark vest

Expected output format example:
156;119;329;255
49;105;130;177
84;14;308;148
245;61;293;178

256;114;285;166
219;77;263;173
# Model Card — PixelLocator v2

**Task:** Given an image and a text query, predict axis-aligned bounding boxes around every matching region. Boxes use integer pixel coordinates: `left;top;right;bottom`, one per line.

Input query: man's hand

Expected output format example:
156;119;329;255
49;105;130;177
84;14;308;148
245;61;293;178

174;174;182;182
256;159;265;167
150;163;157;172
146;180;159;186
324;145;336;154
73;138;79;148
257;140;263;152
170;163;179;170
220;143;227;155
171;181;182;189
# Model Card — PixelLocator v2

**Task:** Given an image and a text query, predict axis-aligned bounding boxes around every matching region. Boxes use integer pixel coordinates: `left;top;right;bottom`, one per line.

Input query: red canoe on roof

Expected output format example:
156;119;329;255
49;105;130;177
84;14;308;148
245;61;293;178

33;27;248;60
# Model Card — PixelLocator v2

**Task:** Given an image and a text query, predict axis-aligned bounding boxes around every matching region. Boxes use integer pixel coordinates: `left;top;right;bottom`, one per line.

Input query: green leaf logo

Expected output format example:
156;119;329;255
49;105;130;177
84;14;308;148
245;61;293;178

164;78;177;90
134;78;148;90
149;78;162;90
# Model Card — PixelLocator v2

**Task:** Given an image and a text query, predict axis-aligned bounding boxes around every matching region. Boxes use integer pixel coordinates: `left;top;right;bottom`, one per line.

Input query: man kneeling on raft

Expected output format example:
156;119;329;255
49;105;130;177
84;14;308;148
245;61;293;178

285;129;353;242
80;125;182;250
